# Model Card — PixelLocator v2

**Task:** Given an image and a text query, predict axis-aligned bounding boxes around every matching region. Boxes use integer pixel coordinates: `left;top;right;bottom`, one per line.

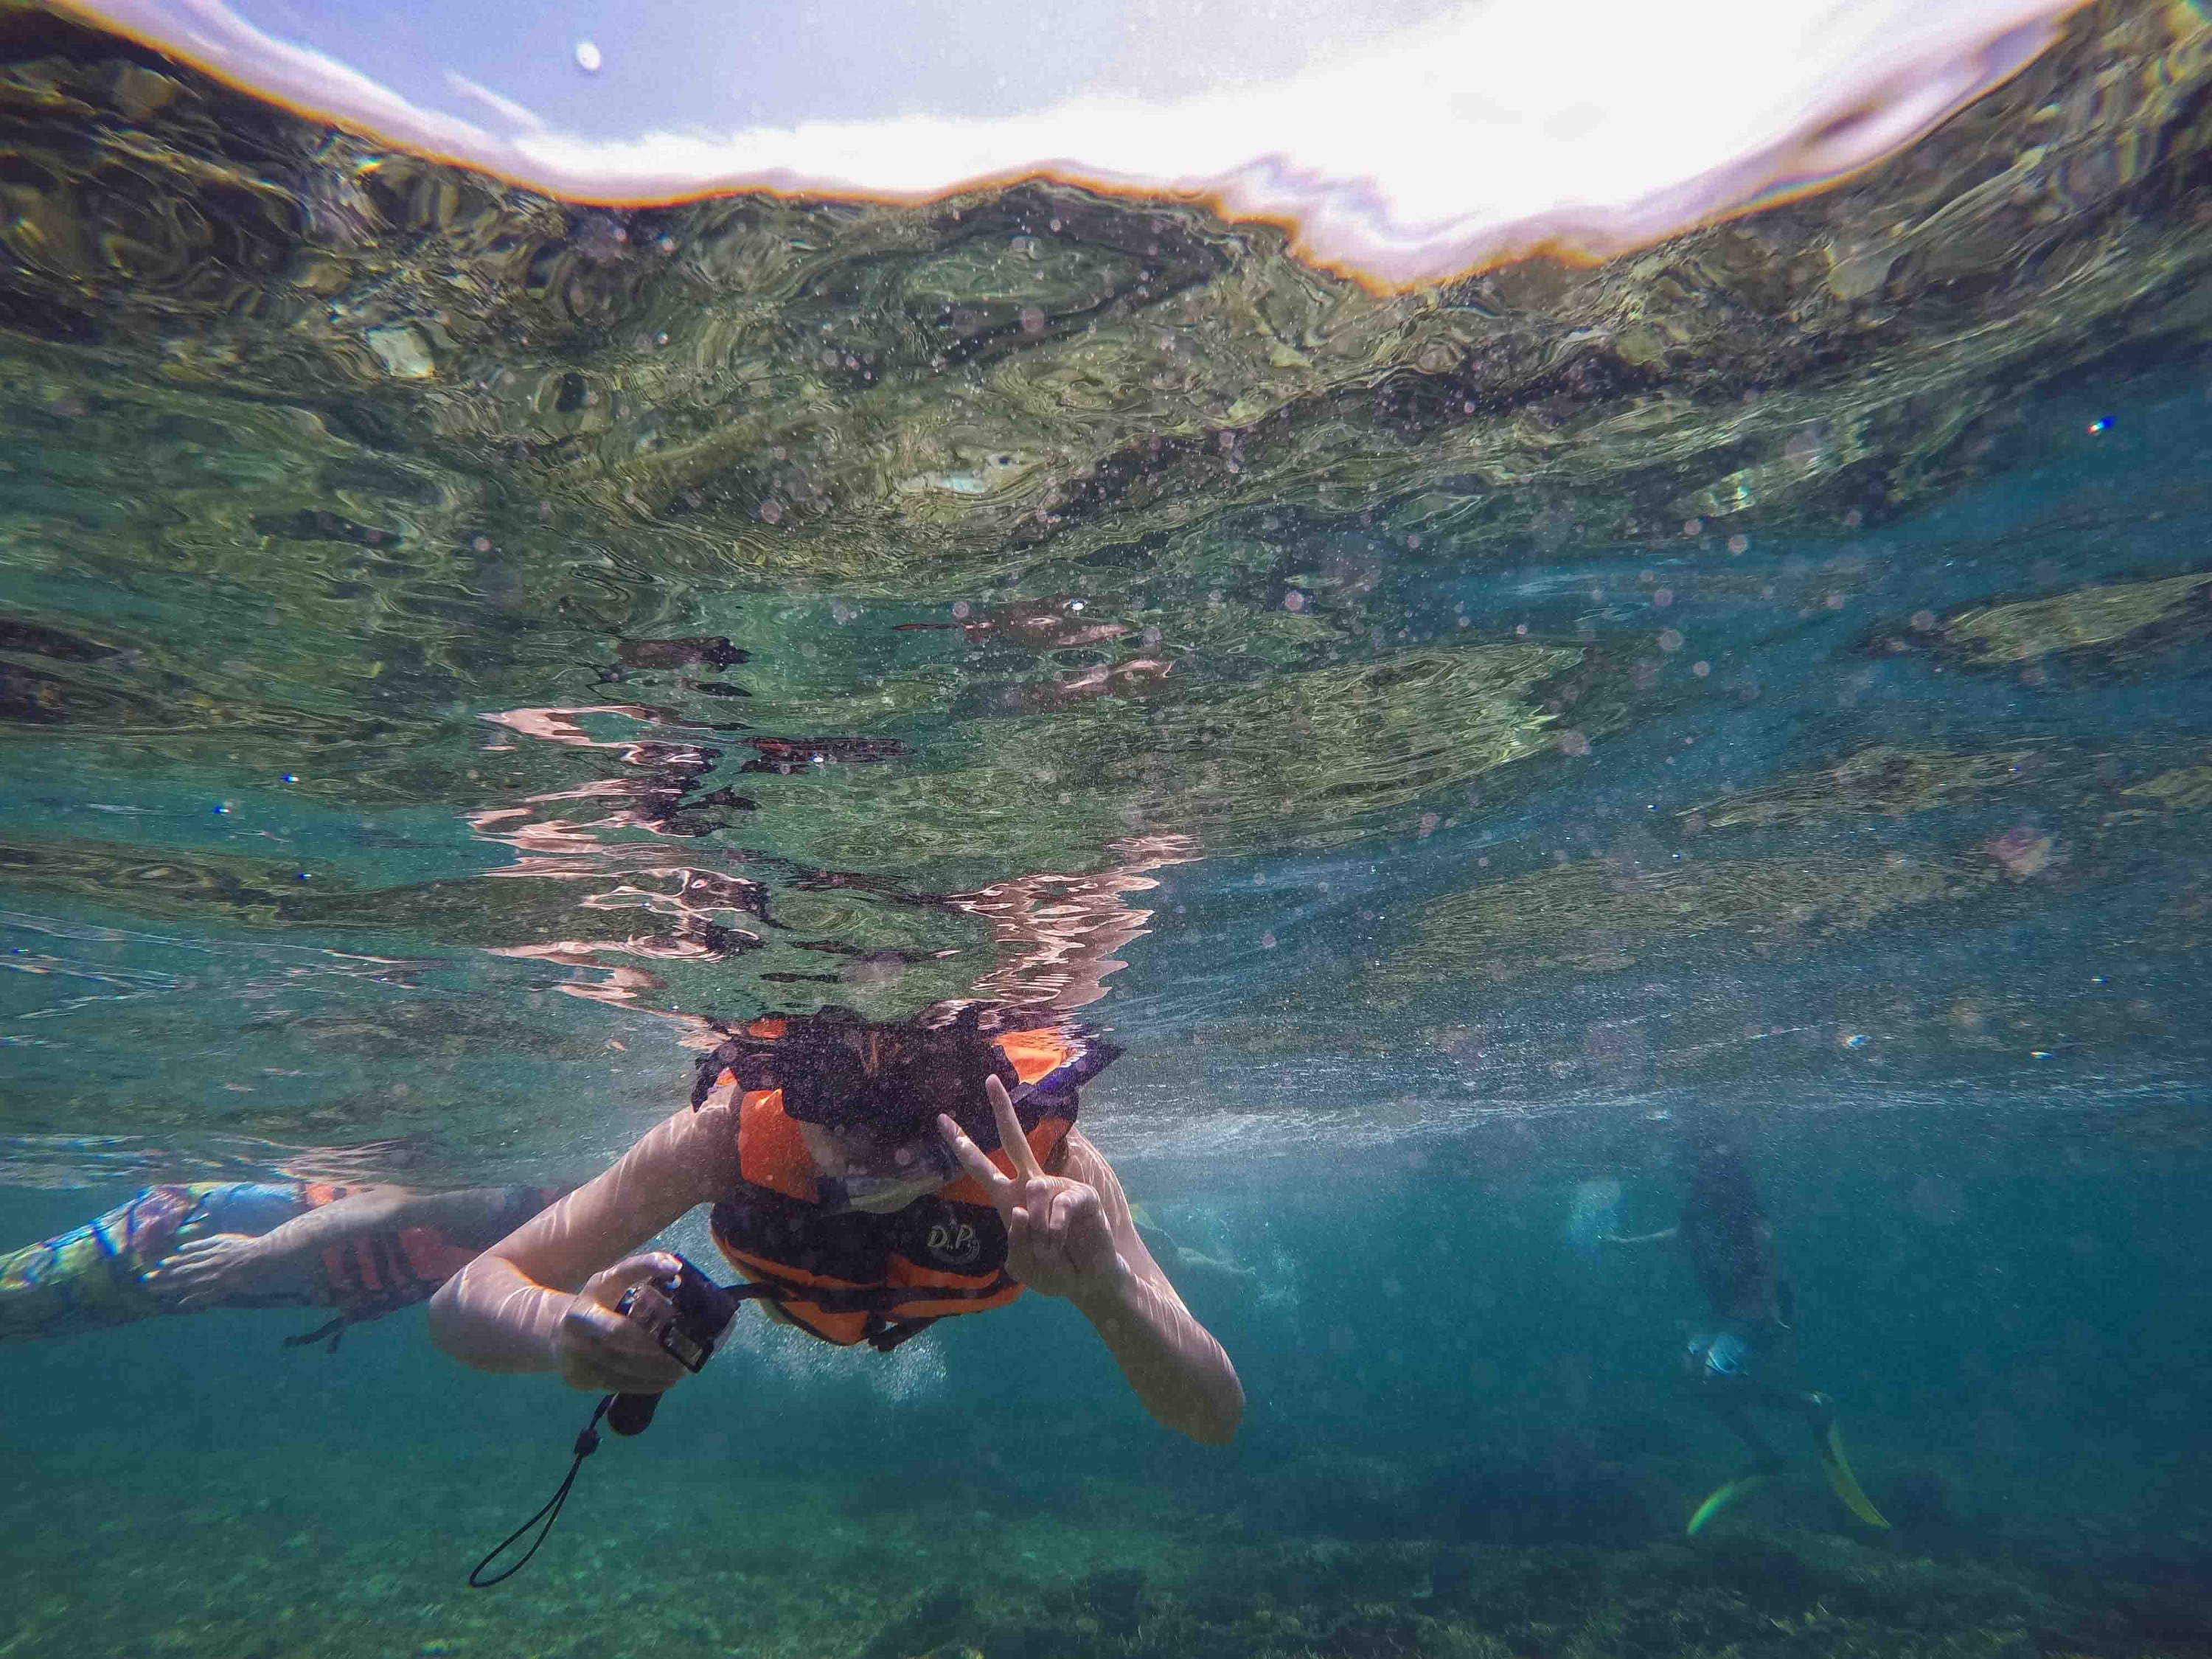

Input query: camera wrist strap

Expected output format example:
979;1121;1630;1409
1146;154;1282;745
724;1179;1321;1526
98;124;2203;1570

467;1394;613;1588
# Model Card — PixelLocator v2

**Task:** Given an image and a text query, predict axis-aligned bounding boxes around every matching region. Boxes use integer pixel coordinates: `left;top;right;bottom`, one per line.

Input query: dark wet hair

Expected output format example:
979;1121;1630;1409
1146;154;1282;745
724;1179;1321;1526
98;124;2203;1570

691;1004;1020;1138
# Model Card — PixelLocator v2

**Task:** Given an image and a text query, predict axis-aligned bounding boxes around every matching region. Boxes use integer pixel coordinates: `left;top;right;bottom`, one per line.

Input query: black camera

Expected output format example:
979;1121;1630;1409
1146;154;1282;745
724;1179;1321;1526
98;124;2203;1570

472;1256;748;1585
616;1254;740;1373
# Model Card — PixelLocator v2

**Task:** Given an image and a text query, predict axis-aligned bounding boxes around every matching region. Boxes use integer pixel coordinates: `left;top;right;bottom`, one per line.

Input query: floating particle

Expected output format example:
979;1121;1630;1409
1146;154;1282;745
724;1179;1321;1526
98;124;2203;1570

2087;416;2112;434
1691;660;1711;677
1652;588;1673;608
280;773;299;784
1727;533;1749;554
574;39;602;72
1557;730;1590;757
1843;1032;1868;1049
1682;518;1703;536
1259;931;1277;950
1658;628;1683;652
1283;590;1306;613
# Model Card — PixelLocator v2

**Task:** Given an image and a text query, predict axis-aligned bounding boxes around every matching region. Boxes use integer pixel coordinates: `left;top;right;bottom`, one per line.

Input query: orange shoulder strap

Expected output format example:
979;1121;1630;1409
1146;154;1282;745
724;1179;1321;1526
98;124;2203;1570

736;1084;818;1203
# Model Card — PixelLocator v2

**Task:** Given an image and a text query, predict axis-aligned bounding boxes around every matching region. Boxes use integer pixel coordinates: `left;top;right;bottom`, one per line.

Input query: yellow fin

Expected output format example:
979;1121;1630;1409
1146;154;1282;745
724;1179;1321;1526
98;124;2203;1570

1688;1475;1769;1536
1818;1423;1890;1528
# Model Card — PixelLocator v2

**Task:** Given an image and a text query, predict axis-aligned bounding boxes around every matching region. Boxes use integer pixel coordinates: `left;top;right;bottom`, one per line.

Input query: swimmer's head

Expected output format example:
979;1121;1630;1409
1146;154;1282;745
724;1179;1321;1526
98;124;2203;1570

1667;1116;1750;1184
694;1004;1020;1141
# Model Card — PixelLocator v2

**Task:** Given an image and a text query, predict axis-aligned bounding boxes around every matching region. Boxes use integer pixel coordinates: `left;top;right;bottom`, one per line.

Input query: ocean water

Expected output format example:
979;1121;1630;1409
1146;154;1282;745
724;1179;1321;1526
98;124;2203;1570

4;2;2212;1655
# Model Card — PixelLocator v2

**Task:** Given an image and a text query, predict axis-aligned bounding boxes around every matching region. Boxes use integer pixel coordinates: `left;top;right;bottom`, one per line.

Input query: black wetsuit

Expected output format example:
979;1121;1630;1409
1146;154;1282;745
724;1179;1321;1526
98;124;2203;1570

1682;1150;1784;1332
1674;1145;1826;1471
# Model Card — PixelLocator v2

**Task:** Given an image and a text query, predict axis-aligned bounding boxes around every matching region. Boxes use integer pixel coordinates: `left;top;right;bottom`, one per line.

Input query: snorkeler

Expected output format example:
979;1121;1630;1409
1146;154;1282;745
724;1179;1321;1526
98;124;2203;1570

429;1006;1245;1445
0;1179;566;1348
1604;1130;1888;1534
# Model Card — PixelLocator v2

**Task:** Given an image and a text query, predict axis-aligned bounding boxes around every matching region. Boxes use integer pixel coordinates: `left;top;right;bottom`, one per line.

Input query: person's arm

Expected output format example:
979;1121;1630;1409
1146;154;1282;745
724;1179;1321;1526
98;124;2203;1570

428;1101;738;1394
938;1082;1244;1445
1060;1131;1246;1444
149;1186;524;1305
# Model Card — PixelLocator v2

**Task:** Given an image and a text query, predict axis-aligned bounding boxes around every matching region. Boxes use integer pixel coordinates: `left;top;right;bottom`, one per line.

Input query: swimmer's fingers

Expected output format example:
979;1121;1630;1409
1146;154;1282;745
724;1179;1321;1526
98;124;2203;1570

576;1252;682;1312
554;1301;689;1392
1021;1186;1079;1281
554;1253;690;1394
938;1113;1017;1214
145;1234;262;1301
986;1076;1043;1182
1001;1177;1119;1298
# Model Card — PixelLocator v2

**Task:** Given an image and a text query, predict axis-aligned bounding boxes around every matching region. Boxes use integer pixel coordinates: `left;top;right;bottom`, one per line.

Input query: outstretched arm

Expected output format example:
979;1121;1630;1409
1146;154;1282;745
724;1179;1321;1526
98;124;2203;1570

1601;1224;1680;1248
149;1186;532;1305
939;1082;1244;1445
1060;1131;1246;1444
428;1101;737;1394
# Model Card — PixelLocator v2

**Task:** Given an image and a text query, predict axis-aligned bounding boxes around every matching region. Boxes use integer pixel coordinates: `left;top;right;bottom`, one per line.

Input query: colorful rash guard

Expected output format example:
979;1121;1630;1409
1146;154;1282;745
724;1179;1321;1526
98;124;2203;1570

0;1181;560;1342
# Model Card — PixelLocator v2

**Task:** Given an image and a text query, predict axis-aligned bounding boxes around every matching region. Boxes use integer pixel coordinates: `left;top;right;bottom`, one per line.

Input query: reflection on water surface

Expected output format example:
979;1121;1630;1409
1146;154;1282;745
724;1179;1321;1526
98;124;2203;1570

0;0;2208;1170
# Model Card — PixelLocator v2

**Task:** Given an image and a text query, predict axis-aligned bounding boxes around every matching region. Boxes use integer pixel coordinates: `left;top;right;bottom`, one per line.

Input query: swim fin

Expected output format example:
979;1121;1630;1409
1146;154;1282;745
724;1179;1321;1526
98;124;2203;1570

1687;1474;1770;1536
1815;1421;1889;1529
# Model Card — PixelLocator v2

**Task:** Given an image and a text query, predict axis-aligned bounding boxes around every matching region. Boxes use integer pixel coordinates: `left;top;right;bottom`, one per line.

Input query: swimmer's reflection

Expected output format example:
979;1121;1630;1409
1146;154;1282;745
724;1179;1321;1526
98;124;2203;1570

0;1180;566;1349
431;1004;1243;1441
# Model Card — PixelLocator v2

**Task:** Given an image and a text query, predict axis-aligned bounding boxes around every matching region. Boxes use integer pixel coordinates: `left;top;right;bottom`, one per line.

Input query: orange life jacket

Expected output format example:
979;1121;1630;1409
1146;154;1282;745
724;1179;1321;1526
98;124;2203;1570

310;1186;567;1320
316;1228;485;1313
706;1025;1093;1351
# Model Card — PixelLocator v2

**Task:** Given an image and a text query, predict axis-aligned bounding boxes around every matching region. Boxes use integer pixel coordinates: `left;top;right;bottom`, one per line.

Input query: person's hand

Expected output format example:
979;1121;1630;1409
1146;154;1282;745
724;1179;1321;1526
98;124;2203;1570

939;1077;1127;1304
146;1233;280;1307
549;1253;694;1394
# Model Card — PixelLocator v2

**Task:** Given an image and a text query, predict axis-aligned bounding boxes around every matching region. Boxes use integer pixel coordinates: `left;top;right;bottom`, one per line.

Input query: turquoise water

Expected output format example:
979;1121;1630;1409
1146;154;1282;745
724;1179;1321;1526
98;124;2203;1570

5;3;2212;1655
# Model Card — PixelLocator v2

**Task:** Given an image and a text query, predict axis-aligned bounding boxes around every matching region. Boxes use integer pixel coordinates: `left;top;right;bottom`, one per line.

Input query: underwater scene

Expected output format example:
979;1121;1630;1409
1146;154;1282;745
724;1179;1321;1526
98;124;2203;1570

4;0;2212;1654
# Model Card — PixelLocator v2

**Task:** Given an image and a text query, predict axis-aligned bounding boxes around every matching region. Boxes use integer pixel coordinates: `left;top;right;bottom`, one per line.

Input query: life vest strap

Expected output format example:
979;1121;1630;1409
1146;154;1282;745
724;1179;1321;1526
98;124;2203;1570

725;1265;1015;1317
863;1315;939;1354
281;1314;350;1354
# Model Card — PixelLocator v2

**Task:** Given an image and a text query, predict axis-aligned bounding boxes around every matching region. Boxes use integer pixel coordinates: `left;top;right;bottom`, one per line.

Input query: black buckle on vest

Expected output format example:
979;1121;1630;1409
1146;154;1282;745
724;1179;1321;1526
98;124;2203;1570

862;1314;939;1354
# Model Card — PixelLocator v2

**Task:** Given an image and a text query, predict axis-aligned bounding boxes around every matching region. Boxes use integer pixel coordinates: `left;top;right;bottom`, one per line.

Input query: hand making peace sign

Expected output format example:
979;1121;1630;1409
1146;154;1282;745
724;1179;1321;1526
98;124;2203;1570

938;1076;1127;1302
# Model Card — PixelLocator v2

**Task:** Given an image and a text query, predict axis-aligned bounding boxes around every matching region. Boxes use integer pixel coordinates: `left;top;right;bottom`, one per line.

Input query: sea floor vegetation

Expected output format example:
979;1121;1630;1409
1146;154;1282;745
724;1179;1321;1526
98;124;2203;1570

4;1433;2205;1659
